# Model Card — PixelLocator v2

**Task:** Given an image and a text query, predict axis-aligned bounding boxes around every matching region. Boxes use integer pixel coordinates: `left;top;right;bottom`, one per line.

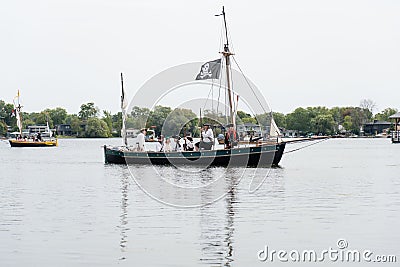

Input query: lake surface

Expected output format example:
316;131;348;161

0;138;399;266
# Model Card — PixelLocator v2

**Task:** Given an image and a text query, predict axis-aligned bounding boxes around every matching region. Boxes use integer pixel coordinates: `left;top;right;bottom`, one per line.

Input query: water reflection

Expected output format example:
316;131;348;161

199;169;240;266
119;171;130;261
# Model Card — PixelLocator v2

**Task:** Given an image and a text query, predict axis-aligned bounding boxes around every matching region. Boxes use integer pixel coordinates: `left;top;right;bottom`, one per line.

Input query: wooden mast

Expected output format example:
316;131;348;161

220;6;235;128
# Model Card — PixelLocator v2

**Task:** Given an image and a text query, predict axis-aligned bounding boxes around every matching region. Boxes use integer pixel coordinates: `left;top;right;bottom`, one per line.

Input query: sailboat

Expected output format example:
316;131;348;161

9;90;58;147
104;7;285;167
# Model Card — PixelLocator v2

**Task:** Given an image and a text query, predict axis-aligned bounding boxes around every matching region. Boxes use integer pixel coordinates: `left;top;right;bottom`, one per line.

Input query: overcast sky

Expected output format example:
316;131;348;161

1;0;399;115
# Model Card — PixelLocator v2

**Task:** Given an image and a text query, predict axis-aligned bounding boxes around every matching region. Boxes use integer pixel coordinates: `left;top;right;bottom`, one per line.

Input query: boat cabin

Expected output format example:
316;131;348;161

28;125;54;137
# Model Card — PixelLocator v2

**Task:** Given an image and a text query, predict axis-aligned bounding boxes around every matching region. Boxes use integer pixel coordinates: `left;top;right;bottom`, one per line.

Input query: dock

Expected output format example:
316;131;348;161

389;112;400;143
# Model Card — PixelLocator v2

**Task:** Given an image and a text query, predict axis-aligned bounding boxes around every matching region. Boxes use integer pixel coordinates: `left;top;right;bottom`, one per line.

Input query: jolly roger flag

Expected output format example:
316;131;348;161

195;59;221;80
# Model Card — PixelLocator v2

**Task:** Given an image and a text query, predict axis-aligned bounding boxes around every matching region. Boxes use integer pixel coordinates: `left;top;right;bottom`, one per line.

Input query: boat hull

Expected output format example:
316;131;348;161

104;142;285;167
9;139;58;147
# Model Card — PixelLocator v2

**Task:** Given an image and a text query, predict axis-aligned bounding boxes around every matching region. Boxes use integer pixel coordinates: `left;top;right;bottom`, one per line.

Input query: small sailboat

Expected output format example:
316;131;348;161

104;7;285;166
9;90;58;147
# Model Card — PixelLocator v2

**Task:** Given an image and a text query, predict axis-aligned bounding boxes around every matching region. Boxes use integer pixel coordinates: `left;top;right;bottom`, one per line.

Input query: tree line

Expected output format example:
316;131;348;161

268;105;397;135
0;98;398;137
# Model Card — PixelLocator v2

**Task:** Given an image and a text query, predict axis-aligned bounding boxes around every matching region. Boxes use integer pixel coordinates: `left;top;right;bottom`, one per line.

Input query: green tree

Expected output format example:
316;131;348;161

36;111;53;127
255;112;272;128
272;112;286;129
78;102;99;120
329;107;342;132
161;108;198;137
85;117;110;138
0;101;16;128
286;107;312;133
236;110;257;124
112;112;123;136
70;116;83;136
102;110;113;137
128;106;151;129
343;115;353;132
22;118;36;128
146;105;172;135
311;114;335;134
237;110;252;119
241;117;257;124
0;120;7;136
0;101;14;126
374;108;398;122
45;107;68;126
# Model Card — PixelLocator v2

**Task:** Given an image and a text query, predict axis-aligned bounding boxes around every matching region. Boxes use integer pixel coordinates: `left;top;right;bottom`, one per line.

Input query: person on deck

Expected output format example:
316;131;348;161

37;133;42;142
155;135;164;152
195;123;214;151
136;128;146;151
184;136;194;151
172;136;182;152
164;138;172;152
224;124;237;149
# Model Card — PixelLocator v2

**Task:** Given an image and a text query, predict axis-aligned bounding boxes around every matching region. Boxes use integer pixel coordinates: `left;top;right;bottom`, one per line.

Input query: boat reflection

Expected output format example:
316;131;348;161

119;171;130;261
199;169;239;266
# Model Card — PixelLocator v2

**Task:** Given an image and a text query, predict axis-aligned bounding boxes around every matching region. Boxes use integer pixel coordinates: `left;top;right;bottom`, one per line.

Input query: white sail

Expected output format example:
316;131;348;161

15;110;22;134
269;117;281;137
13;90;22;135
46;121;52;137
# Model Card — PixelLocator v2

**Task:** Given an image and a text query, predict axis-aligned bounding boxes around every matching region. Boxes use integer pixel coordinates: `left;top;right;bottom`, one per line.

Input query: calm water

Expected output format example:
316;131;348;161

0;138;399;266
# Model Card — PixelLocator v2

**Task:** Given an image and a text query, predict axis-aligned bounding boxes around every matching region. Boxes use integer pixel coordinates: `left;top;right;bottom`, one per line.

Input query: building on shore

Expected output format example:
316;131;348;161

236;123;262;141
362;120;391;136
56;124;73;136
281;129;299;138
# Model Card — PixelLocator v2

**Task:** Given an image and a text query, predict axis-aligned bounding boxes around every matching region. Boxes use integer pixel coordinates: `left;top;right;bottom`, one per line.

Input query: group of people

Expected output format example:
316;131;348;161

16;133;43;142
154;135;195;152
135;129;193;152
134;123;237;152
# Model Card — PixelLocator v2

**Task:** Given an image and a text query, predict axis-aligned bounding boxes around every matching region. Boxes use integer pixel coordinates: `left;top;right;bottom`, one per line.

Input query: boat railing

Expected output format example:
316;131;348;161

391;131;400;143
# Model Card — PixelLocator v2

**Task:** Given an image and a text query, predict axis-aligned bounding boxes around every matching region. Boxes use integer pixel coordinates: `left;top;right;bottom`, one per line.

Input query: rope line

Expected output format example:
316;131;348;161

283;138;328;154
231;56;269;115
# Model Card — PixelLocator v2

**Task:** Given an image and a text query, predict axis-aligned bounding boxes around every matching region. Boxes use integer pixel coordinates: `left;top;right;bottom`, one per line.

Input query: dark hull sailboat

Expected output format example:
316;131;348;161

104;142;285;167
104;7;286;167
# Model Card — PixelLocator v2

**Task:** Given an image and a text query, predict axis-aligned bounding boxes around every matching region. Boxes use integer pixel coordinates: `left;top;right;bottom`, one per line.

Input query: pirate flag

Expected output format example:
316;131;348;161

195;59;221;80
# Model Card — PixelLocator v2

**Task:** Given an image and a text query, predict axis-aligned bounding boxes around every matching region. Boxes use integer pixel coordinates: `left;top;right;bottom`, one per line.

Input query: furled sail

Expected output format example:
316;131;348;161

13;90;22;135
120;73;128;146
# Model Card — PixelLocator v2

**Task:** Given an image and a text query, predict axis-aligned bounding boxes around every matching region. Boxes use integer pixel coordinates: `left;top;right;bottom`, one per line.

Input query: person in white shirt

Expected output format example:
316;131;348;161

164;138;172;152
195;124;214;151
155;135;164;152
184;136;194;151
136;128;146;151
172;136;182;152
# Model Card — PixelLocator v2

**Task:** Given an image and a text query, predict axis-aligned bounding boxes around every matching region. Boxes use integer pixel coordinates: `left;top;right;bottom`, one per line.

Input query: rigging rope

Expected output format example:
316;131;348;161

283;138;329;154
231;56;269;115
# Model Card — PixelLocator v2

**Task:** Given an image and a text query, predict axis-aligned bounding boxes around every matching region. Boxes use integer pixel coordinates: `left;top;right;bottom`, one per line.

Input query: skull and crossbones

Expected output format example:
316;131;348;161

199;63;212;79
